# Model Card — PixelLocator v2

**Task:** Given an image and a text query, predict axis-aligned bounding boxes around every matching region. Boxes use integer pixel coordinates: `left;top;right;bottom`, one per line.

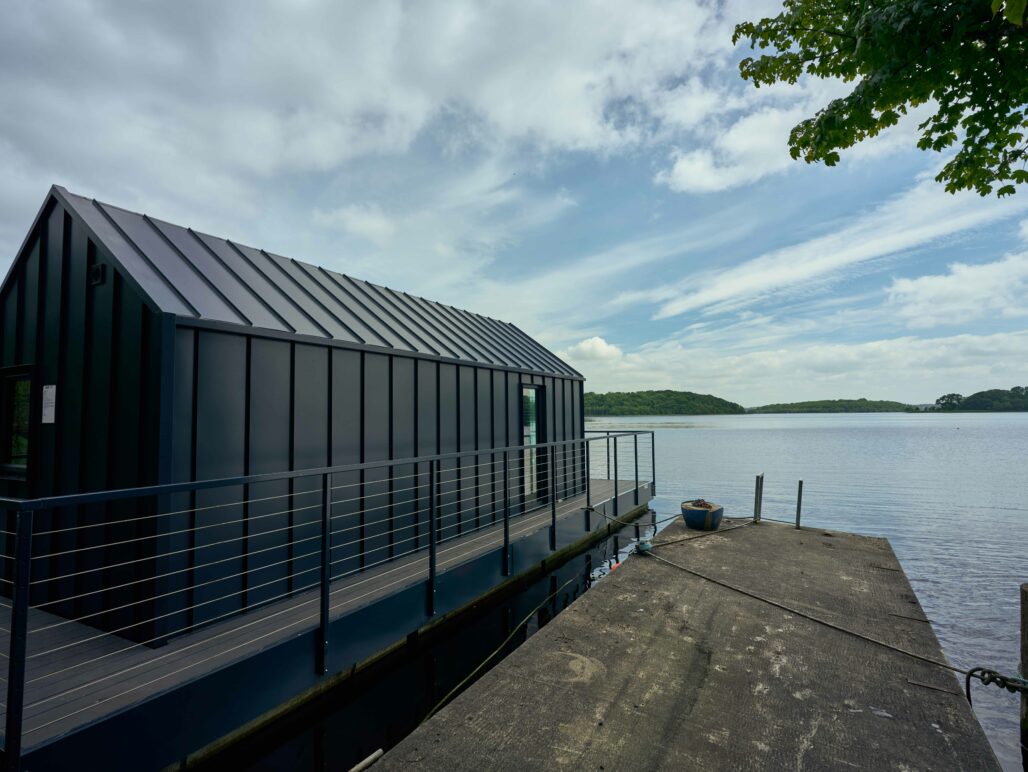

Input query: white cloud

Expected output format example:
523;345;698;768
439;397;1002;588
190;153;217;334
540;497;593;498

313;203;396;245
1019;219;1028;242
654;79;935;194
0;0;806;262
656;104;805;193
5;0;1028;410
561;336;624;361
457;200;766;348
641;177;1028;320
887;252;1028;329
575;330;1028;404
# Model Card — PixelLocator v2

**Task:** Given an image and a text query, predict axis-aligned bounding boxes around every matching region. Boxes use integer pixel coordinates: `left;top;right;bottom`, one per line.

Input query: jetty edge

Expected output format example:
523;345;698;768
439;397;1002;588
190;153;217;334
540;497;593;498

381;519;1000;770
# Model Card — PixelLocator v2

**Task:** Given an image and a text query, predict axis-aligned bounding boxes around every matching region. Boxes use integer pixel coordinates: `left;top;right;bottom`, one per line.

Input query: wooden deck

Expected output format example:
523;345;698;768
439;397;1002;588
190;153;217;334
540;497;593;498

0;478;645;751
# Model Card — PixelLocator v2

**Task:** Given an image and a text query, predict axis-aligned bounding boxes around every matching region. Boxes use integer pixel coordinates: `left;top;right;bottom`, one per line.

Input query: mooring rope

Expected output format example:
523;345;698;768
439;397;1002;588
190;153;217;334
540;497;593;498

635;541;1028;705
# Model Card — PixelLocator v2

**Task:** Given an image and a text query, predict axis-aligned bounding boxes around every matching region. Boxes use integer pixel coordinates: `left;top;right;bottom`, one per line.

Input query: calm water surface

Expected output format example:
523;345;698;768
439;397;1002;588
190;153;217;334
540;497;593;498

588;412;1027;769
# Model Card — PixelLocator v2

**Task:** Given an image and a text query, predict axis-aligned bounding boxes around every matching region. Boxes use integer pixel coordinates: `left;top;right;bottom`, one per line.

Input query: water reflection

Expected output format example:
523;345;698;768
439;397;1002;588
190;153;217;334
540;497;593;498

198;512;662;771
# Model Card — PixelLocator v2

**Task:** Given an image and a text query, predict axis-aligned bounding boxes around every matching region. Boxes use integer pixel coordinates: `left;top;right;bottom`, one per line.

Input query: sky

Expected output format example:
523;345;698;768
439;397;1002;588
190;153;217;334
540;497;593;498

2;0;1028;406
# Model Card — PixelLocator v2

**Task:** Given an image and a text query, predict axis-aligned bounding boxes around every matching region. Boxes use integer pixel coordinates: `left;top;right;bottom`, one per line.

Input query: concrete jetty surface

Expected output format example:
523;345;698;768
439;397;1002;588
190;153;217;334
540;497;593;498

381;519;999;770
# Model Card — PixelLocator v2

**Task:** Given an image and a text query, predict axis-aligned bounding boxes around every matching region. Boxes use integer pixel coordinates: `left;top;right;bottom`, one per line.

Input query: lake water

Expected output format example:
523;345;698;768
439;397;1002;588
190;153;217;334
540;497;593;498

587;412;1027;769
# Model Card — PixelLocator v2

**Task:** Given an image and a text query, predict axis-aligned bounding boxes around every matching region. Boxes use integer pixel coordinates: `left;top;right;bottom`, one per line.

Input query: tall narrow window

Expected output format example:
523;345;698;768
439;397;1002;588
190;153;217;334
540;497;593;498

2;374;31;470
521;386;544;505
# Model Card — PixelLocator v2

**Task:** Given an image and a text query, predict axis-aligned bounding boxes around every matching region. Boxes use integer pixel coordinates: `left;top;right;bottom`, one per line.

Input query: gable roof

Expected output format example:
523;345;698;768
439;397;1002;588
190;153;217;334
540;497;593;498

48;186;580;379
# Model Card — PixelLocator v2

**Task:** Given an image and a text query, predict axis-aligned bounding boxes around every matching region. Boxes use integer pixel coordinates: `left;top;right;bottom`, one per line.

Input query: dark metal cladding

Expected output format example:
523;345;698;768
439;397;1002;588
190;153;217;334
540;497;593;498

0;182;586;655
53;186;579;378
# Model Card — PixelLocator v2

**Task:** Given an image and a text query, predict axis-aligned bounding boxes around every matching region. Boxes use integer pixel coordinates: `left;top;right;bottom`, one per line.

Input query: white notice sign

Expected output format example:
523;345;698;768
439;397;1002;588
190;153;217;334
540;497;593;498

42;384;56;424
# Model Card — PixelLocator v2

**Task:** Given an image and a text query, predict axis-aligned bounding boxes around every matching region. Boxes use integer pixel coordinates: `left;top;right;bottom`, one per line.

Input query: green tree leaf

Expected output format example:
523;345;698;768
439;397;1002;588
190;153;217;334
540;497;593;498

735;1;1028;196
1001;0;1026;24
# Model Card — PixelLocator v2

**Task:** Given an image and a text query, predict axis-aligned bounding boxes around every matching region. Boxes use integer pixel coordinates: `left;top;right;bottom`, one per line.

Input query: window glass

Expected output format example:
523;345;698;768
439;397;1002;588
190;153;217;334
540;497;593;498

522;387;540;498
521;388;537;446
4;376;30;468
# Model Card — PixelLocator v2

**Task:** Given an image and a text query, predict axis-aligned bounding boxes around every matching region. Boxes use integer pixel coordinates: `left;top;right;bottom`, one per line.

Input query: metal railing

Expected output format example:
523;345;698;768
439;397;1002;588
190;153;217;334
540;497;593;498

0;430;654;765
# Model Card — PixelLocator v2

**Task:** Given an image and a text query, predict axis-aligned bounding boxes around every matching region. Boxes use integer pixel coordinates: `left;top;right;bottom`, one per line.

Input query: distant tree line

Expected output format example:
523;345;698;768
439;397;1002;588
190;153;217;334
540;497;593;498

584;387;1028;417
584;390;745;416
749;398;911;414
934;386;1028;412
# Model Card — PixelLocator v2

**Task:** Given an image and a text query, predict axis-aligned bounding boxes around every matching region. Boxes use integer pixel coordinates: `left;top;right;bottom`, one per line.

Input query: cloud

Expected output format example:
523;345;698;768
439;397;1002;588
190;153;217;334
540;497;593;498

887;252;1028;329
654;80;934;194
655;104;806;193
313;203;396;245
577;330;1028;404
561;336;624;361
0;0;807;260
5;0;1028;409
641;176;1028;320
458;199;765;348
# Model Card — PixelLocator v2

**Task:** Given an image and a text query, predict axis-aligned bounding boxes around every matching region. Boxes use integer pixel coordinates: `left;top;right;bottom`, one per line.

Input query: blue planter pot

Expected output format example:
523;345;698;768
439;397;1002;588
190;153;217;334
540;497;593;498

681;500;724;531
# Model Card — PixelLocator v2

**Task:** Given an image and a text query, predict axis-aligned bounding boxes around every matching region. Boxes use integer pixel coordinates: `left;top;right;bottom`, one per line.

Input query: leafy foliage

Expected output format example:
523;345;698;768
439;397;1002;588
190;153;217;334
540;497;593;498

749;398;912;413
584;390;745;416
733;1;1028;196
935;386;1028;410
935;392;966;409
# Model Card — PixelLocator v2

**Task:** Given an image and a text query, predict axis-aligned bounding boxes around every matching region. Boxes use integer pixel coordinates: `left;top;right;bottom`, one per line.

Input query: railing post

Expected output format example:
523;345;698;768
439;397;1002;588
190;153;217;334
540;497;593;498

795;480;803;529
5;508;34;769
502;451;511;576
650;431;656;495
606;431;611;480
633;434;639;506
612;436;619;518
317;473;330;675
584;440;592;531
549;445;557;551
753;474;763;523
428;459;438;616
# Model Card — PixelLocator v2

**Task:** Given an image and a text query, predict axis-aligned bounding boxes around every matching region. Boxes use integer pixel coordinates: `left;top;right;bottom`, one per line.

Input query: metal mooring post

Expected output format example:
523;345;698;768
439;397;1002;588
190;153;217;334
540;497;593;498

753;474;763;523
1020;582;1027;769
795;480;804;529
428;459;438;616
549;445;558;551
317;474;330;675
5;508;34;771
502;451;511;576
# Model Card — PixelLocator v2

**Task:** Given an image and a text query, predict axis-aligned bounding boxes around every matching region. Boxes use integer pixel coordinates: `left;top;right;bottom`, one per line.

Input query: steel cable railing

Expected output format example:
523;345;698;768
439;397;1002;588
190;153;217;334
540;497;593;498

0;431;655;760
25;453;603;625
19;460;601;736
24;454;575;646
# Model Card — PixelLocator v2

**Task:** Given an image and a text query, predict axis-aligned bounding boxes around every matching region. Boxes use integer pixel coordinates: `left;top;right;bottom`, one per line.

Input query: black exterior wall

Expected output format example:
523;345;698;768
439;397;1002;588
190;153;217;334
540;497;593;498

166;324;583;632
0;197;167;635
0;188;585;645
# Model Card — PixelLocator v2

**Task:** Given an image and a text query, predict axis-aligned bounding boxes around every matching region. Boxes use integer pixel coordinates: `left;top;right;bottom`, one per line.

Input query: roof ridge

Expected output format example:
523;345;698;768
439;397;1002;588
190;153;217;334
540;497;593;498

48;186;580;379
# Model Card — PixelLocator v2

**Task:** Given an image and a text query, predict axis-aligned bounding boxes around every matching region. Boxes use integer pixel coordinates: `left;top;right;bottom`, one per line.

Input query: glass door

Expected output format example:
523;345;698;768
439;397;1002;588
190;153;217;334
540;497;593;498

521;386;544;507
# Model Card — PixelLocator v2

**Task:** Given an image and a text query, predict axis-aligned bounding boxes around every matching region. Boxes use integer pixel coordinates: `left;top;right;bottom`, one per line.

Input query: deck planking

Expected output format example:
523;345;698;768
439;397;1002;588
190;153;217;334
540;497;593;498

0;478;642;750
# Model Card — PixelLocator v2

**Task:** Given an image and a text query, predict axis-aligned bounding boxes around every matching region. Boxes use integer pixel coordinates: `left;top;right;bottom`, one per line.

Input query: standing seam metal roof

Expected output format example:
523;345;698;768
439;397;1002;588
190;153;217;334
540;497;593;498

54;187;580;378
